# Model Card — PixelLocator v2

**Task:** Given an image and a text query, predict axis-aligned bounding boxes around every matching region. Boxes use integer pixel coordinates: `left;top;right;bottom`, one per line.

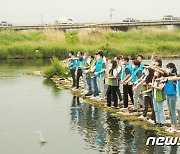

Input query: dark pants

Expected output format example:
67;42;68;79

123;85;134;108
76;69;82;88
111;85;122;102
70;69;76;87
143;96;155;121
107;85;118;107
117;85;123;101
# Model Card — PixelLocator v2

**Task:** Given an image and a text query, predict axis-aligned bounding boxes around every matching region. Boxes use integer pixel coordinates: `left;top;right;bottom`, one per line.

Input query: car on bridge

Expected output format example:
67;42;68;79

123;18;139;23
54;17;73;25
162;15;179;21
0;21;12;26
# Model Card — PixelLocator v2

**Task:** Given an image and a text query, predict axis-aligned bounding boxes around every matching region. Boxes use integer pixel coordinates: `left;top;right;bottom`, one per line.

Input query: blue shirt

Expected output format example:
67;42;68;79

77;57;85;70
139;62;145;70
121;63;133;81
69;55;77;70
131;67;142;83
165;80;177;95
95;60;105;78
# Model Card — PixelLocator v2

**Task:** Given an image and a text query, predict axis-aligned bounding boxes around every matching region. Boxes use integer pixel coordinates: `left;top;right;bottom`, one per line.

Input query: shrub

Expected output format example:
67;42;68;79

43;57;70;78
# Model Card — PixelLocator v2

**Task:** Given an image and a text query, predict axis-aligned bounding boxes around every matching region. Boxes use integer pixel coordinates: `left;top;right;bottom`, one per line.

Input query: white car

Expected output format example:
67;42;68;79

162;15;179;21
123;18;139;23
0;21;12;26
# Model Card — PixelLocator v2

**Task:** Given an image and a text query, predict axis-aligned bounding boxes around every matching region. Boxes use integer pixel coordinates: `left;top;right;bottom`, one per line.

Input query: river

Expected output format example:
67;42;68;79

0;59;179;154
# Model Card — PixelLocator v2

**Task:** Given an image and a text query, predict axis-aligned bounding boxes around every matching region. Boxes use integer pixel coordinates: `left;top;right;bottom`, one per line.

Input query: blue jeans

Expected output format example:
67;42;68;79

153;98;166;124
167;95;177;125
86;73;92;93
92;76;99;97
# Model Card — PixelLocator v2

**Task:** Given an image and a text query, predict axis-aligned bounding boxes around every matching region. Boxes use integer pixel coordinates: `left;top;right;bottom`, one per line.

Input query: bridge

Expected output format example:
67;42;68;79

0;20;180;31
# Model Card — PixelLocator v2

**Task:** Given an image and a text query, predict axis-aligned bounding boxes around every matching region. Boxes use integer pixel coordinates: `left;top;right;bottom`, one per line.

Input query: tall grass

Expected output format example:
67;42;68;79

0;27;180;59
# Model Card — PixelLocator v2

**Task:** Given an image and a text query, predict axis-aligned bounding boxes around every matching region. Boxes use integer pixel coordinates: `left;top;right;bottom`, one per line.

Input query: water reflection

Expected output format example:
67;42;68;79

43;79;61;98
0;59;50;68
70;96;180;154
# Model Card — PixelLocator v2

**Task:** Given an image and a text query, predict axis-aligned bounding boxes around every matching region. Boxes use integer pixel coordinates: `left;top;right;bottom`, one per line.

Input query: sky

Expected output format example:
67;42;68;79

0;0;180;24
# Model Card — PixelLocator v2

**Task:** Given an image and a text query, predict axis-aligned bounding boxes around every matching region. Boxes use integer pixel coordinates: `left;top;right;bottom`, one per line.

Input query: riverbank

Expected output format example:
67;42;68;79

49;75;180;138
0;28;180;59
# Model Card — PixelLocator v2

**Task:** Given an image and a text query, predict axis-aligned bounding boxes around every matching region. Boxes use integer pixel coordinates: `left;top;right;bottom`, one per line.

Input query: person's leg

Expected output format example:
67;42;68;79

92;77;99;97
168;95;177;126
100;77;105;98
143;96;150;117
86;73;92;94
117;85;123;101
82;73;88;91
123;85;128;108
128;85;134;105
167;95;172;124
153;98;160;124
107;86;112;106
157;101;166;125
149;97;155;121
97;77;101;93
70;69;76;87
112;86;118;107
104;82;108;97
133;85;141;110
139;94;145;110
138;86;144;109
76;69;81;88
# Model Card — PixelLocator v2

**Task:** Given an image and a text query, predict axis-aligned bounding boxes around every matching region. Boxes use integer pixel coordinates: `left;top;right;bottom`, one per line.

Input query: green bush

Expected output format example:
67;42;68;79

43;57;70;78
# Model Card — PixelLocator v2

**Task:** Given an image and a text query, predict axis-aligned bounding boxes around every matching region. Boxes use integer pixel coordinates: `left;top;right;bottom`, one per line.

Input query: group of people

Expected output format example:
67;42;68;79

68;51;180;133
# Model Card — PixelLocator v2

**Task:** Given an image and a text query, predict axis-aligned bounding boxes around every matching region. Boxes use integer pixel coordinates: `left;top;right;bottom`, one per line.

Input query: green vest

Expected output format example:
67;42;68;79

84;58;89;70
142;84;152;97
153;81;166;103
108;74;113;86
117;62;122;81
108;69;118;86
90;59;96;77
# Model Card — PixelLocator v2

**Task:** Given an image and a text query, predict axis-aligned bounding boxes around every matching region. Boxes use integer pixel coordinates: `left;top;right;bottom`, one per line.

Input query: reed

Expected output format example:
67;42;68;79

0;27;180;59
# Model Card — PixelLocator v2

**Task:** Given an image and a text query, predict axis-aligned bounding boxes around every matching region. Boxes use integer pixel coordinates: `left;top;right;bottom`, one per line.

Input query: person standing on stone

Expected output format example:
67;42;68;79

68;51;77;88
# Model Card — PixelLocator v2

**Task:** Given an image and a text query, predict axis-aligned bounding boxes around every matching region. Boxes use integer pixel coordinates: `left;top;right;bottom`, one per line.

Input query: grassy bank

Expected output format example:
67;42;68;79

0;27;180;59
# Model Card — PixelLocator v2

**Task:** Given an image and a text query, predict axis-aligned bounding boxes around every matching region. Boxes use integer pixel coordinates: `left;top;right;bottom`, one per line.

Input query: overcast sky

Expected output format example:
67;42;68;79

0;0;179;24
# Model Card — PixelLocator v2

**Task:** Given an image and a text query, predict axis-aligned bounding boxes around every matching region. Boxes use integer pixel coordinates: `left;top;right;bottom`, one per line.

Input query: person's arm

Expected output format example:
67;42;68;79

149;82;164;91
99;63;106;74
151;52;155;66
166;76;180;81
125;76;133;83
68;63;73;67
123;74;131;82
131;70;143;84
135;76;144;84
69;57;79;60
95;62;105;75
151;66;164;75
122;68;131;83
84;66;90;69
142;89;152;94
108;69;118;79
99;69;105;74
135;78;145;87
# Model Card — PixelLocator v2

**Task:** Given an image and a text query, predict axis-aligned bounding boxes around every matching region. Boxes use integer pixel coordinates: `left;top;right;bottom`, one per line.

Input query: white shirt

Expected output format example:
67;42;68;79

117;65;122;74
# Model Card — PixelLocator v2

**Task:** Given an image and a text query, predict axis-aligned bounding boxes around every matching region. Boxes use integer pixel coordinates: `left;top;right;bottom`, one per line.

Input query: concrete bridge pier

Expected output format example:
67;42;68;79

167;25;180;30
110;26;129;31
